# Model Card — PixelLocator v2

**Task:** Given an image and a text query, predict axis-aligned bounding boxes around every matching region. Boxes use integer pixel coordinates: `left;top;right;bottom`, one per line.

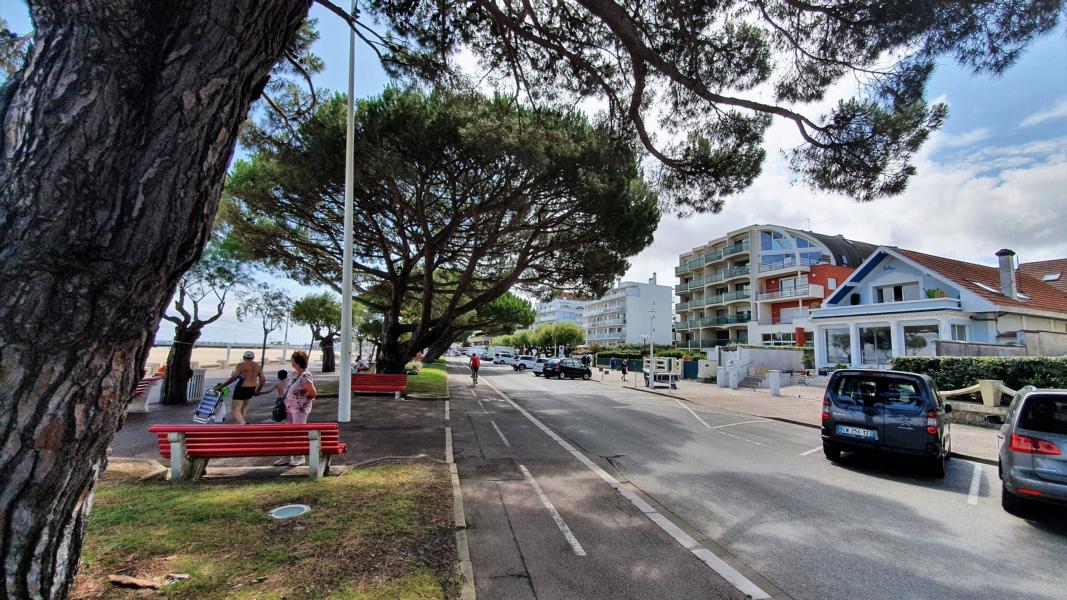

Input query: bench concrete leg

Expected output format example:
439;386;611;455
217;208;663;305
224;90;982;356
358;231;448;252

168;433;191;481
394;391;400;401
308;431;323;480
128;393;150;414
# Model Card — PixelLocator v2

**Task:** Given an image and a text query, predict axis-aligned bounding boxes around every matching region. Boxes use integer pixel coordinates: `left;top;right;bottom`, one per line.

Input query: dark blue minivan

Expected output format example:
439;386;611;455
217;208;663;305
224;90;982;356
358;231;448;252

822;370;953;477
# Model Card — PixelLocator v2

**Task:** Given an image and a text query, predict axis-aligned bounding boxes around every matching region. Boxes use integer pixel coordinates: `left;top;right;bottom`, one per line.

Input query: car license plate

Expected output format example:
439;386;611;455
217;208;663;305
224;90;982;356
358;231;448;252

836;425;877;440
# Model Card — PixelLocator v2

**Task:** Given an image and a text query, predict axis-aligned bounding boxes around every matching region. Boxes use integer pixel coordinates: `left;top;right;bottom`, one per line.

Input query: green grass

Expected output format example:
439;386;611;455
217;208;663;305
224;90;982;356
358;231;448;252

317;360;448;398
74;464;458;599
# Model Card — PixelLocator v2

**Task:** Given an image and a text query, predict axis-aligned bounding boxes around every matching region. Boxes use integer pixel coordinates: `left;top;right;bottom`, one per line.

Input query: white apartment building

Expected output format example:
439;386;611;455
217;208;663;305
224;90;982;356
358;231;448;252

584;275;673;347
674;224;876;356
534;297;591;328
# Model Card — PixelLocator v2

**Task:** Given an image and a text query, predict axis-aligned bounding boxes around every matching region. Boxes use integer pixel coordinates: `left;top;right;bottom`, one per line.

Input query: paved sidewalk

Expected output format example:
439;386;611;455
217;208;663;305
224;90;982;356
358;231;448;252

591;372;1000;464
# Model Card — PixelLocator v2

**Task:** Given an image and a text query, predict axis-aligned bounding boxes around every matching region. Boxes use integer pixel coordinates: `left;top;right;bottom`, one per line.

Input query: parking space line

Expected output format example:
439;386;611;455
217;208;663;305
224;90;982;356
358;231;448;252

710;419;769;429
490;419;512;447
967;464;982;505
518;464;586;556
800;446;822;456
675;399;712;429
716;430;771;448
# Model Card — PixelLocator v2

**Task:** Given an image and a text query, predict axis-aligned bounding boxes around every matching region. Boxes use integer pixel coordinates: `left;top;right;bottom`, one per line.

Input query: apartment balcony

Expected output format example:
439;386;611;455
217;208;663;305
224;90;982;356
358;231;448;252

756;283;824;302
675;339;735;350
586;332;626;341
588;317;627;327
675;262;690;275
756;309;811;326
757;255;821;274
722;240;750;256
721;265;750;280
722;289;751;303
702;249;725;264
584;303;625;317
675;275;707;293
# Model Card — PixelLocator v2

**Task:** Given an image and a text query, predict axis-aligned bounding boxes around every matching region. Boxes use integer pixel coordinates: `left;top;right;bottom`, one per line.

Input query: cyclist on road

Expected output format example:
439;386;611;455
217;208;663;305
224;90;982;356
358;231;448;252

469;353;481;385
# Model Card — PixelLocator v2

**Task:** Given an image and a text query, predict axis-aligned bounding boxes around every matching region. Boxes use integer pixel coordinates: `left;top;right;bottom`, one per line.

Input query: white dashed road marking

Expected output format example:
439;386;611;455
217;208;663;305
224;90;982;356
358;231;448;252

710;419;769;429
518;464;586;556
800;446;823;456
968;463;982;505
490;419;512;447
675;399;712;429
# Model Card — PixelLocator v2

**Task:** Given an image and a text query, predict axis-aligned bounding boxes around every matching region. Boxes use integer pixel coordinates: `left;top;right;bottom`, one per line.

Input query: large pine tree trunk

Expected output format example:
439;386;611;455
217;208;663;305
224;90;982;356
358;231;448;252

320;336;336;372
161;327;201;405
0;2;310;597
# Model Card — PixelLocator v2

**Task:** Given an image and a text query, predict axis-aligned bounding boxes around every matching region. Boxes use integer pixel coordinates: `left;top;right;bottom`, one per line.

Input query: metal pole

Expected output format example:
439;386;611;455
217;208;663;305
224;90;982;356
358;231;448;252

648;303;655;388
338;6;356;422
281;313;290;364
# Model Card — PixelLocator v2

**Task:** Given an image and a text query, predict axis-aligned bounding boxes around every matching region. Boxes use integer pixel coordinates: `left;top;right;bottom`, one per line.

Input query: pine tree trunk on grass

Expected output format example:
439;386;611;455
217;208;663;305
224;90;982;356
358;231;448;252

0;2;309;597
161;327;201;405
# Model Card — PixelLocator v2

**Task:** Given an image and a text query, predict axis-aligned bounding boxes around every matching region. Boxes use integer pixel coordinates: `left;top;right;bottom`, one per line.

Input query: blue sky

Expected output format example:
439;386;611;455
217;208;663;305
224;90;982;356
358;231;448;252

4;4;1066;344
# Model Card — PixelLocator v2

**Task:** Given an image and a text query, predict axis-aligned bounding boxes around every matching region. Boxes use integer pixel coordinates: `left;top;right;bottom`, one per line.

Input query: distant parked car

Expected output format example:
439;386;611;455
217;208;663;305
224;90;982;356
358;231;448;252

821;369;952;477
987;387;1067;514
547;358;592;380
531;357;550;376
493;352;515;365
512;355;537;371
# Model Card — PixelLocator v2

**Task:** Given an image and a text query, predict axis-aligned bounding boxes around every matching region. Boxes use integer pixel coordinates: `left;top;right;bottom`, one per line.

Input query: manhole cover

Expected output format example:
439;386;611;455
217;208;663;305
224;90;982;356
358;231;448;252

268;504;311;519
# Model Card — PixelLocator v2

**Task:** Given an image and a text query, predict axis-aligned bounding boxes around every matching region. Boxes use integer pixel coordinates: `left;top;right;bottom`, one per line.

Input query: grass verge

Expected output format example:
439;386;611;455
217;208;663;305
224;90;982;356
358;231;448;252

73;464;457;599
316;360;447;398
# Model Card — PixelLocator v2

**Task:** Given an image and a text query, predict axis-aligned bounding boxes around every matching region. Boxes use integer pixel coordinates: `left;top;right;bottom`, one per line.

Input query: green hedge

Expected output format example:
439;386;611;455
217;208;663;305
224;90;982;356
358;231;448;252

889;356;1067;391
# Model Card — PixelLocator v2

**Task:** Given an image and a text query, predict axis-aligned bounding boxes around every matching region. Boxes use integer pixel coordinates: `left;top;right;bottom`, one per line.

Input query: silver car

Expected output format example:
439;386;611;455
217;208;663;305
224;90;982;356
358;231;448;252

989;387;1067;513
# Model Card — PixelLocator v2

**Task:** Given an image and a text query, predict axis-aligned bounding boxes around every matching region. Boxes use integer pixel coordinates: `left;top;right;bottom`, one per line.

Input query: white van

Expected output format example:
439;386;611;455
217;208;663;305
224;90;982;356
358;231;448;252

493;351;515;365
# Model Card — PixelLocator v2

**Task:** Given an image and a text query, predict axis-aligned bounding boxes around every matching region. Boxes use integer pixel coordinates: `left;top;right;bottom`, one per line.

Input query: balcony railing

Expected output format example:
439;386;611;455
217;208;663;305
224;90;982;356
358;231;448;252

702;249;724;264
723;240;750;256
675;339;736;350
757;255;821;273
676;276;707;293
588;317;627;327
721;265;750;279
586;332;625;341
756;309;811;326
722;289;751;302
756;283;824;302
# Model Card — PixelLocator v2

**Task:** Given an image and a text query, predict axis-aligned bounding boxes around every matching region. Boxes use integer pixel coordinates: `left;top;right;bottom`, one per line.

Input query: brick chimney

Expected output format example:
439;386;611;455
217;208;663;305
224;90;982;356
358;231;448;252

995;249;1017;299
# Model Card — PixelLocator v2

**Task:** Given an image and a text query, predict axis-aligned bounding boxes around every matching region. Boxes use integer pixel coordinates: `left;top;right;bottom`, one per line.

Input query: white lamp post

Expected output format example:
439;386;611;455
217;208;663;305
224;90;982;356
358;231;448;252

648;304;655;388
338;2;357;422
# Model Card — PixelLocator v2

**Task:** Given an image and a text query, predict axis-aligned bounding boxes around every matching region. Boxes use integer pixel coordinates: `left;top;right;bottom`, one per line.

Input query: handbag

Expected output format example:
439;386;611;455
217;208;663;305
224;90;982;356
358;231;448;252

271;398;286;422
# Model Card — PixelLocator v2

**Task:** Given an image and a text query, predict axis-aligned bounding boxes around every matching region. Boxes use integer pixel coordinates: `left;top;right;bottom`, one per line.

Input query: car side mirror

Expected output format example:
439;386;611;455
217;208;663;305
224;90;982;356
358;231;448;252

984;415;1004;426
943;404;952;414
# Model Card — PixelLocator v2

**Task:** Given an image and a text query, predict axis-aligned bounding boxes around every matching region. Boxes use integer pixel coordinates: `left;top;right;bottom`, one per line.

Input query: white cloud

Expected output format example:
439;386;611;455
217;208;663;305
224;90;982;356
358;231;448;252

1019;97;1067;128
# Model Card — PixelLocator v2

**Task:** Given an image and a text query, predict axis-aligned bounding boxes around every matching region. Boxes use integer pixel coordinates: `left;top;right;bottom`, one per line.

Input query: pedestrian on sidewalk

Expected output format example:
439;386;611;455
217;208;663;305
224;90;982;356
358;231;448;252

275;350;317;467
255;369;288;424
621;360;628;381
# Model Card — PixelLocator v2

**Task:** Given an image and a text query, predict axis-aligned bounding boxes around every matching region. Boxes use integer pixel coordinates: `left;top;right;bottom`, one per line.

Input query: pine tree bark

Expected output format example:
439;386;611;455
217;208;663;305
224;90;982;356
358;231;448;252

161;327;201;405
0;2;310;597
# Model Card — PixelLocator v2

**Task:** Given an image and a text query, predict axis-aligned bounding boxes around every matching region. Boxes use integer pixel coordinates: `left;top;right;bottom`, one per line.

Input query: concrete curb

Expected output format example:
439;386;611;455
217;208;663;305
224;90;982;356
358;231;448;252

595;380;997;465
445;403;476;600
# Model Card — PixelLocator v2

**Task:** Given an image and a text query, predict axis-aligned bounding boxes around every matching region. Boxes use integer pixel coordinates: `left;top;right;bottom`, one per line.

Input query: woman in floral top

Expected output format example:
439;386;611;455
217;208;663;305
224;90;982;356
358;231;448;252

275;350;318;467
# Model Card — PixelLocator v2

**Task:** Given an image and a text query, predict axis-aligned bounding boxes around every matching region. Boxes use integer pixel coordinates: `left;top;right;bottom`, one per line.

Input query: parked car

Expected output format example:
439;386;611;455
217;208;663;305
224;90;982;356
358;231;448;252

493;351;515;365
512;355;537;371
987;387;1067;513
531;357;550;376
821;369;952;477
547;358;592;380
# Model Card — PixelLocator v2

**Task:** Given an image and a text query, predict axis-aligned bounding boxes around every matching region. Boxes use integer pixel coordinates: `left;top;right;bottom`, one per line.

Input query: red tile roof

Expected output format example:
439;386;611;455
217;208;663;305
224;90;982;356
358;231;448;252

1019;258;1067;295
894;249;1067;314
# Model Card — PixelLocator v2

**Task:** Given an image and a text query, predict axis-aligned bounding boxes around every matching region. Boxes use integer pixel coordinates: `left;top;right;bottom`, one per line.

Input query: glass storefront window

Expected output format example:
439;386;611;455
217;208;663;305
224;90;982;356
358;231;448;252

904;324;938;356
825;328;851;364
860;326;892;365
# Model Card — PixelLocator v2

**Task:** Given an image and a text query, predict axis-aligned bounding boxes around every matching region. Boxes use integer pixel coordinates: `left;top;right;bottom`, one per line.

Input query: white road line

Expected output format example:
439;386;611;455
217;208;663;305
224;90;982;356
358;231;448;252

490;419;512;447
477;399;488;414
483;377;771;600
967;464;982;506
716;430;772;448
518;464;586;556
800;446;823;456
445;400;450;421
470;388;478;398
710;419;769;429
675;399;712;429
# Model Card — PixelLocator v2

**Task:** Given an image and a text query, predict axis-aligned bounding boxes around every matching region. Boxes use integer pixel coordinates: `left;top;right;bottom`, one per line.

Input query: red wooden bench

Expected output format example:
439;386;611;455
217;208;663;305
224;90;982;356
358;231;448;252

128;374;165;413
351;373;408;400
148;423;346;481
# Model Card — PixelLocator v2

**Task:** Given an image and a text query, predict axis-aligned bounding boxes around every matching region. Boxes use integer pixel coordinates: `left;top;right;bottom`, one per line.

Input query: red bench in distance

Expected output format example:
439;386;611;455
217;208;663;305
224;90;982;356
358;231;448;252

351;373;408;400
128;374;165;413
148;423;346;481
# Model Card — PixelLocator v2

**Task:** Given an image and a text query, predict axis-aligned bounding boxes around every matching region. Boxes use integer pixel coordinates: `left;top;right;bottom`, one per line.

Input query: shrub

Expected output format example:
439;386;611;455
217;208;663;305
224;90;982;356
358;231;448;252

890;356;1067;391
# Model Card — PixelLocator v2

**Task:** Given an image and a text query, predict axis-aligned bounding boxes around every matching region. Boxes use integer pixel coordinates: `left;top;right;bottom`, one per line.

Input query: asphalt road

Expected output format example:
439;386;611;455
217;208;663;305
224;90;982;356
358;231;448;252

452;360;1067;600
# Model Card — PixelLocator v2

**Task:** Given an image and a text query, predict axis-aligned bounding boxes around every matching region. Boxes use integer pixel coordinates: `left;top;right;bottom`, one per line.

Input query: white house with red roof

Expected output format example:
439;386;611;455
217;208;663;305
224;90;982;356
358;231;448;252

810;247;1067;369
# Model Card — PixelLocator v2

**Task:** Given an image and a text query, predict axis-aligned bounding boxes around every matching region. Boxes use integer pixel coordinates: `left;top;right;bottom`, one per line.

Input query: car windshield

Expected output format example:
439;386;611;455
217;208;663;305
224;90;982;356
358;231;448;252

1018;395;1067;435
832;375;922;407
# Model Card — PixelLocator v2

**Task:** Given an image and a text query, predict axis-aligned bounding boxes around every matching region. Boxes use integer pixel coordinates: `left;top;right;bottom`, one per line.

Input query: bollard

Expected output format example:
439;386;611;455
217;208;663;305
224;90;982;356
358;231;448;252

768;370;781;396
728;368;739;389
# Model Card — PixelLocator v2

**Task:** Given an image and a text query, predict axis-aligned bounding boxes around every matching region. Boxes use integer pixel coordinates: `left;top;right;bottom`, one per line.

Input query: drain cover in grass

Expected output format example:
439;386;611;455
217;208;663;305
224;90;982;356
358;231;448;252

268;504;311;519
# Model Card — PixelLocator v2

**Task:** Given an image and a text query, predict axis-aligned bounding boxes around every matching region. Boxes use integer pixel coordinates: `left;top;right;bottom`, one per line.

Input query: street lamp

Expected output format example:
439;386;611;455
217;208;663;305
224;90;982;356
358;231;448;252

648;304;655;388
338;1;357;423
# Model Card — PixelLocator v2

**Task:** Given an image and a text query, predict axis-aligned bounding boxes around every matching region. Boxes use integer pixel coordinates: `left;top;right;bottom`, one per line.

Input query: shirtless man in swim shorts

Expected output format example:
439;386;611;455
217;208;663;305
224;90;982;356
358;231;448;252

213;351;264;424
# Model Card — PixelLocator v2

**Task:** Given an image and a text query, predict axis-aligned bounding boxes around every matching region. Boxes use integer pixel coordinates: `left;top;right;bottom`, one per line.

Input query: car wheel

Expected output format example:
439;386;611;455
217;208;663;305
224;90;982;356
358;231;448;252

928;452;947;479
823;442;841;462
519;365;526;371
582;373;591;380
1002;483;1028;514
